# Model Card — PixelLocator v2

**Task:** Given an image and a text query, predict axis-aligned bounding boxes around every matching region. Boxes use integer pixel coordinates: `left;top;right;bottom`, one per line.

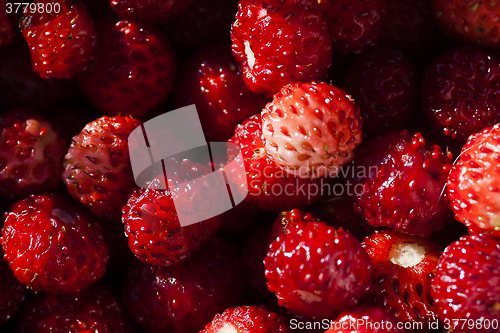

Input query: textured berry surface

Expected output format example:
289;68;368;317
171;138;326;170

447;123;500;237
266;208;319;246
422;46;500;143
21;1;97;79
326;306;407;333
433;0;500;49
0;251;25;326
262;82;363;178
228;113;324;211
265;221;373;319
319;0;388;54
362;230;440;326
123;238;244;333
78;19;177;117
350;130;453;237
343;46;418;136
0;108;64;200
63;115;140;218
111;0;193;23
175;45;267;141
231;0;332;96
431;234;500;333
1;194;109;294
200;306;291;333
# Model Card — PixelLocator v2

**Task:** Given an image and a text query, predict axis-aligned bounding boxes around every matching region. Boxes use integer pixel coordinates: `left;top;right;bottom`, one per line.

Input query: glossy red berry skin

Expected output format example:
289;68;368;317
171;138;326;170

265;221;373;319
349;130;453;237
422;46;500;143
431;234;500;333
231;0;332;96
1;194;109;294
326;306;408;333
266;208;319;246
63;116;140;218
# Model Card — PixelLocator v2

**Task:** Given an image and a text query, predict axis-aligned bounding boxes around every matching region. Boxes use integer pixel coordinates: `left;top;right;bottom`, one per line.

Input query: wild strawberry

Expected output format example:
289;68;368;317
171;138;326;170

231;0;332;96
349;130;453;237
265;221;373;319
422;46;500;143
0;250;25;326
110;0;193;24
319;0;388;55
447;123;500;238
175;45;268;142
0;0;14;49
262;82;363;179
362;230;441;328
342;46;418;136
63;115;140;218
0;108;65;200
20;0;98;79
121;158;223;267
123;238;244;333
228;113;325;212
326;306;408;333
18;283;133;333
78;19;177;117
1;194;109;294
200;306;291;333
431;234;500;333
433;0;500;49
266;208;319;246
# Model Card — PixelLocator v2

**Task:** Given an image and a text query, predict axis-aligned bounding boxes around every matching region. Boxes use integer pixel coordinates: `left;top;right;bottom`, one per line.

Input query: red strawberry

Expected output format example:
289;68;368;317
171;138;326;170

362;230;441;328
19;283;133;333
1;193;109;294
0;108;65;200
123;238;244;333
63;115;140;218
200;306;291;333
326;306;408;332
342;46;418;136
20;0;98;79
431;234;500;333
264;221;373;319
349;130;453;237
175;44;268;142
110;0;193;24
319;0;388;55
262;82;363;179
228;113;325;212
422;46;500;143
433;0;500;49
266;208;319;246
0;250;25;326
78;19;177;117
447;123;500;238
230;0;332;96
0;0;14;49
121;158;223;267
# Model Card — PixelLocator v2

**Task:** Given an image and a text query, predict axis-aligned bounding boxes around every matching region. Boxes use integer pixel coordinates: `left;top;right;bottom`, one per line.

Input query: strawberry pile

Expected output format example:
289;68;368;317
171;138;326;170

0;0;500;332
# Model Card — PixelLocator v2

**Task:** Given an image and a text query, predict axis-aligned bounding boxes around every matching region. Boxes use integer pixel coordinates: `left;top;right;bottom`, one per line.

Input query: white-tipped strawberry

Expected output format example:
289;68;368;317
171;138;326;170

262;81;363;179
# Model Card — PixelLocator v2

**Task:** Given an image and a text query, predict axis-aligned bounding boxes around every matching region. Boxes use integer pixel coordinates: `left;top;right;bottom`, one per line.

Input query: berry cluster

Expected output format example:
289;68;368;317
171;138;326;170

0;0;499;332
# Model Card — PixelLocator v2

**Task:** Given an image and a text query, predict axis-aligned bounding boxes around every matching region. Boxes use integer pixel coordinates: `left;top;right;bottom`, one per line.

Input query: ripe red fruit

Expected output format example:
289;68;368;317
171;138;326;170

63;115;140;218
342;46;418;136
20;0;98;79
265;221;373;319
1;194;109;294
231;0;332;96
266;208;319;246
123;238;244;333
200;306;291;333
422;47;500;143
78;19;177;117
319;0;388;55
262;82;363;179
228;113;324;211
447;123;500;238
110;0;193;24
0;108;65;200
362;230;441;327
431;234;500;333
350;130;453;237
0;251;25;326
433;0;500;49
19;284;133;333
326;306;407;333
175;45;268;142
121;159;223;267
